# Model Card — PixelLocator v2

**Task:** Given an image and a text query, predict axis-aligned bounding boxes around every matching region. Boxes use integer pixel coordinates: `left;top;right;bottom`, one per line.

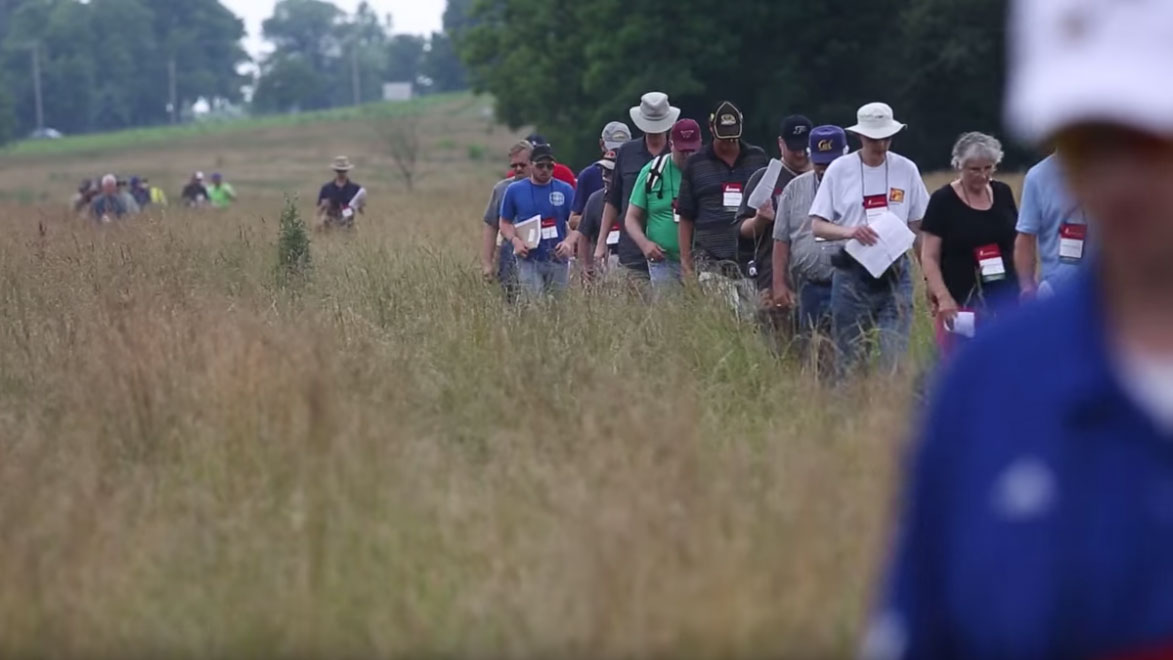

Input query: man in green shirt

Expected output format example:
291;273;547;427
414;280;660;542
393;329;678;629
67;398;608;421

207;172;237;209
625;119;701;296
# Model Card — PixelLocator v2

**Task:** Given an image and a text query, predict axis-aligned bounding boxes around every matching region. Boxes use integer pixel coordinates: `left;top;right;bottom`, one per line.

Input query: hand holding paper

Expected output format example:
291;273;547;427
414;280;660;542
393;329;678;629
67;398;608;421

844;212;916;278
746;159;782;212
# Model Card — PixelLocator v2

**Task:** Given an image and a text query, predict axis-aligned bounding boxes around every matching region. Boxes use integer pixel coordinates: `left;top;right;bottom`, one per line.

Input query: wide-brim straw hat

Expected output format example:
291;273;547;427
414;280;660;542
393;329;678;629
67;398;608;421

331;156;354;171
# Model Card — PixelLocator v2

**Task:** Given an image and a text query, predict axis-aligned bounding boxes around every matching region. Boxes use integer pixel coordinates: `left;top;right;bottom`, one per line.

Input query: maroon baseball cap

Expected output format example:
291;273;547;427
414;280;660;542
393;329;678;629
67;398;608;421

671;119;703;151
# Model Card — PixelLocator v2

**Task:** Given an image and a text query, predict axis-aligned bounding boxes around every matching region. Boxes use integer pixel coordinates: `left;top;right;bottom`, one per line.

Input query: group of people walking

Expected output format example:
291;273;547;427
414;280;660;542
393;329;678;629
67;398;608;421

480;92;1089;376
75;170;239;222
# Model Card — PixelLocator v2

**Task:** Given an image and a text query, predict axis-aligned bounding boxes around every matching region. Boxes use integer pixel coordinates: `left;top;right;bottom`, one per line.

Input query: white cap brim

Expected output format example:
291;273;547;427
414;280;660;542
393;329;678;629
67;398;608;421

630;106;681;135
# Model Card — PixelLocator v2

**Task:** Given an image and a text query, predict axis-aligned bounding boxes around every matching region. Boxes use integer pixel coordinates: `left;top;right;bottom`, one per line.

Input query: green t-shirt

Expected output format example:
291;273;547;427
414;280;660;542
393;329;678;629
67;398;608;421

208;183;236;208
629;156;682;261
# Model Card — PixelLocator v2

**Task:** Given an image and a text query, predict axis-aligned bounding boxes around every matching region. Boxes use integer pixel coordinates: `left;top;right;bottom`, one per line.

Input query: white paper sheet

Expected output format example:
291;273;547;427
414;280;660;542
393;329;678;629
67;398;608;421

947;311;977;338
512;215;541;249
844;211;916;278
746;159;782;212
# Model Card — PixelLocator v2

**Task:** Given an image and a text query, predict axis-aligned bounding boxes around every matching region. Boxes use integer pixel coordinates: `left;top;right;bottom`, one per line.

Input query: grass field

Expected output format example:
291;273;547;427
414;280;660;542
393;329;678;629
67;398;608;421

0;96;1021;657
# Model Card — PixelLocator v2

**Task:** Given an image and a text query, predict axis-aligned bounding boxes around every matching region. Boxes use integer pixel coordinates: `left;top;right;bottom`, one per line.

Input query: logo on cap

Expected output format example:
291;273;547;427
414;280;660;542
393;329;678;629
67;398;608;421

793;126;809;136
817;139;834;152
720;114;737;126
679;129;696;140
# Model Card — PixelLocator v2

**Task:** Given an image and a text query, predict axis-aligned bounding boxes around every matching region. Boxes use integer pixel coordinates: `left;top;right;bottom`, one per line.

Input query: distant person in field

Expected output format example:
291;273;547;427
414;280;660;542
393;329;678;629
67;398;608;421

677;100;770;318
72;178;98;214
129;176;151;209
1014;150;1090;299
481;140;532;301
595;91;679;284
207;173;237;210
146;178;168;207
920;132;1020;358
740;114;815;348
623;118;702;298
117;178;141;215
811;102;929;378
181;172;209;208
89;174;129;223
573;149;616;277
498;143;576;298
864;1;1173;657
525;134;576;189
317;156;366;230
570;121;631;233
771;125;850;357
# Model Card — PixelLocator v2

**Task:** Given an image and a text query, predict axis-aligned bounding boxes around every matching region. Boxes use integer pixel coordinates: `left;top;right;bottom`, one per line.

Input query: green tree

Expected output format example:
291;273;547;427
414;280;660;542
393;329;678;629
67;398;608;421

385;34;425;85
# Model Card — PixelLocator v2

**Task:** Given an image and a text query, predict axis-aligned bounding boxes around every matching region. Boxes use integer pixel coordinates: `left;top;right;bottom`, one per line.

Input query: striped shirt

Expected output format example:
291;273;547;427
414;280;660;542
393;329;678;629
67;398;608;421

677;142;769;263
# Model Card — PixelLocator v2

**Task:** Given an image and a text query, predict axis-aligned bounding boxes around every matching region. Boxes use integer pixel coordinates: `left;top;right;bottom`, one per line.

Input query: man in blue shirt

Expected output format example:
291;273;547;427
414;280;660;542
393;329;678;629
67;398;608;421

1013;153;1089;297
865;1;1173;658
499;144;576;298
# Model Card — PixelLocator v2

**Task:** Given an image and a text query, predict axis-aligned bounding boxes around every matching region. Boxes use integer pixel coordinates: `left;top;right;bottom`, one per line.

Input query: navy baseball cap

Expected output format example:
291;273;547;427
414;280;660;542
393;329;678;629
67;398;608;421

810;125;848;165
780;115;813;150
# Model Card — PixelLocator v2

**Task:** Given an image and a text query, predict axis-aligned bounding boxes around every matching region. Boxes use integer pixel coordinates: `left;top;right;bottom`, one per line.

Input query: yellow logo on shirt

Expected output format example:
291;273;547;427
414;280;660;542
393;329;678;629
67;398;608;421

889;188;905;203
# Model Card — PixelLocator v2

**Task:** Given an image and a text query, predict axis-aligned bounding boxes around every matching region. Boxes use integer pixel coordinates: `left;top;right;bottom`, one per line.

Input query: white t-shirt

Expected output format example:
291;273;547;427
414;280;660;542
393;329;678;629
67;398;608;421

1115;346;1173;435
809;151;930;229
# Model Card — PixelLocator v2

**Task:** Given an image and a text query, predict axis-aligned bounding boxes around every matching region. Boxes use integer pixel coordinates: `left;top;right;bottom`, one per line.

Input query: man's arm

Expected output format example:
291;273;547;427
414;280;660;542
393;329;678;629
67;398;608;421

594;202;618;262
481;224;498;277
909;220;924;268
1014;233;1039;295
678;217;695;278
737;169;771;239
569;212;583;231
771;240;793;307
625;204;660;260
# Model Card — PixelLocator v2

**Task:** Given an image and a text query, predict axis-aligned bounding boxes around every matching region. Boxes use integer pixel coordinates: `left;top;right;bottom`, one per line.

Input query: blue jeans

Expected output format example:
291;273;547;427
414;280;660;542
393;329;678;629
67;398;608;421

517;258;569;298
647;259;682;300
498;242;519;303
830;255;913;377
797;280;834;335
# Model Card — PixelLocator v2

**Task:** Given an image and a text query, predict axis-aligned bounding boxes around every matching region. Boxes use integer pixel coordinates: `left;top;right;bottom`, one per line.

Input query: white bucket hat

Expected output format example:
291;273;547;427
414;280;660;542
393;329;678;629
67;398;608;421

847;102;907;140
1006;0;1173;143
629;92;681;135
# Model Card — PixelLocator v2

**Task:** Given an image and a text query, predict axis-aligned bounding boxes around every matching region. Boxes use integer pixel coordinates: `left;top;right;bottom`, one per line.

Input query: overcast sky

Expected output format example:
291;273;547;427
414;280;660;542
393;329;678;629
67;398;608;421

222;0;446;58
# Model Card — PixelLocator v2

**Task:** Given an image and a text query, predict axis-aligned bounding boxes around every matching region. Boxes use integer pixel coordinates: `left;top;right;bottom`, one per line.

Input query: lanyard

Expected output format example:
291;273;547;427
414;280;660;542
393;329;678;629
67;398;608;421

858;152;890;202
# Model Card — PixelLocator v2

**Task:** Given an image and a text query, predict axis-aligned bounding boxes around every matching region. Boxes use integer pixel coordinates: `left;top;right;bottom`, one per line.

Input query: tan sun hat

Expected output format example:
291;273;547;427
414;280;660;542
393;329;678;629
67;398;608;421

331;156;354;172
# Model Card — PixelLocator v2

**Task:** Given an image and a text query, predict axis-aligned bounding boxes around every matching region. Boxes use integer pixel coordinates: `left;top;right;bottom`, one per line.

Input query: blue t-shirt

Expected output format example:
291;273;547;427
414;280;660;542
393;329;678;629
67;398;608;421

571;163;604;215
1016;154;1089;290
499;178;575;262
866;270;1173;660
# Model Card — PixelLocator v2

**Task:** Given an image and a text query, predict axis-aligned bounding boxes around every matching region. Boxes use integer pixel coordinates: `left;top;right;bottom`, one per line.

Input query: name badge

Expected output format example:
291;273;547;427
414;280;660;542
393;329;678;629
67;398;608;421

1059;223;1086;263
863;193;888;219
540;218;558;241
606;222;620;245
672;199;681;224
975;244;1006;282
723;183;743;209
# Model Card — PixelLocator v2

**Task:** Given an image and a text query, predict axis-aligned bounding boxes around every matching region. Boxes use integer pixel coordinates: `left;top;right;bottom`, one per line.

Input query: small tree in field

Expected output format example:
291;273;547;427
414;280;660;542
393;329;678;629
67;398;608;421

277;196;311;286
378;115;421;191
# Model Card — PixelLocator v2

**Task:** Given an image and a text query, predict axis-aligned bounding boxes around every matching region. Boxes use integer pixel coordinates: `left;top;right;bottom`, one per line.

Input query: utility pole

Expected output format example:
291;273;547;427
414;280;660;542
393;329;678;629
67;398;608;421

30;41;43;131
351;42;361;107
168;57;178;124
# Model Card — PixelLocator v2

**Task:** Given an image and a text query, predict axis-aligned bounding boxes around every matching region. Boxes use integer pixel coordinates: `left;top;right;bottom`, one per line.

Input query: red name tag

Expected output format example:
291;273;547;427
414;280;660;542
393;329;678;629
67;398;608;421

1059;222;1087;263
540;217;558;240
975;243;1006;282
1060;223;1087;240
863;194;888;210
722;183;743;208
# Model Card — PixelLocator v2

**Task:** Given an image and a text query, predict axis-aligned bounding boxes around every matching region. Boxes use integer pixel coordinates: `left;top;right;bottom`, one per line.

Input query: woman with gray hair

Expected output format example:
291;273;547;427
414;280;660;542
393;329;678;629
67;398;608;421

920;132;1020;352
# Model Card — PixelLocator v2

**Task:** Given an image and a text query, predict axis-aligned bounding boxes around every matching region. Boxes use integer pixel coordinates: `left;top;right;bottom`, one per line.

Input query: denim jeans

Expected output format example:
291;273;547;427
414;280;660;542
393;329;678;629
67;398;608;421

830;255;914;377
517;258;569;298
797;280;834;335
647;259;682;300
498;242;519;303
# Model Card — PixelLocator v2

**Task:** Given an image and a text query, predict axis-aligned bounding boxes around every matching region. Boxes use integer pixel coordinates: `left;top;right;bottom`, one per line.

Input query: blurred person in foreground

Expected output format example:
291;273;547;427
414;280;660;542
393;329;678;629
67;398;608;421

920;132;1020;358
317;156;366;230
811;102;929;378
770;125;849;361
624;118;701;299
498;144;576;298
89;174;128;222
181;172;209;208
594;92;679;285
574;149;616;277
864;1;1173;657
677;101;769;318
570;121;630;232
481;140;532;300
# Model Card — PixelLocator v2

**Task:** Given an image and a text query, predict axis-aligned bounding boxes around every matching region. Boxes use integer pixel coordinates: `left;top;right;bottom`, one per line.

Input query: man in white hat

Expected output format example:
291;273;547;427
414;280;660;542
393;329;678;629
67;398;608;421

317;156;366;229
810;102;929;377
863;2;1173;658
593;92;679;284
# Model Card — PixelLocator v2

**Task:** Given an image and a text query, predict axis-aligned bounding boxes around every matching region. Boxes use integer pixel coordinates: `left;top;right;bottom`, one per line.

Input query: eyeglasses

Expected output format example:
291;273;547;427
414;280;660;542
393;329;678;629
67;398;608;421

533;162;555;171
510;162;527;170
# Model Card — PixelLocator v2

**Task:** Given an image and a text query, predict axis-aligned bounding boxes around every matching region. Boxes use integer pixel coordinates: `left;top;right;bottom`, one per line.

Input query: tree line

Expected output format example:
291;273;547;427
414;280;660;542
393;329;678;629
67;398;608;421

0;0;469;144
457;0;1025;170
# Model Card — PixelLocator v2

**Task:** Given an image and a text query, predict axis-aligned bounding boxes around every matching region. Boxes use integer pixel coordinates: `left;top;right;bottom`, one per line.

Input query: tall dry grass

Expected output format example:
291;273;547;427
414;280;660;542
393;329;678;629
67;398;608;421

0;183;919;657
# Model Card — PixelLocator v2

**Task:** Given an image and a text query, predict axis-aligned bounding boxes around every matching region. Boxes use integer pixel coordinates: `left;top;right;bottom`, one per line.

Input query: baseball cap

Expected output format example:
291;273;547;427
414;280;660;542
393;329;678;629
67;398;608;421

780;115;813;150
671;119;703;151
530;143;555;162
526;133;548;146
809;125;848;165
600;121;632;150
710;101;743;140
1006;0;1173;143
597;149;617;171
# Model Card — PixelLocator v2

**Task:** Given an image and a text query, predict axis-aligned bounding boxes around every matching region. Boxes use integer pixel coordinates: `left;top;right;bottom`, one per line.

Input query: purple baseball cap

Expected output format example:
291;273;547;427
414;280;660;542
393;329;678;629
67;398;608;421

810;125;848;165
